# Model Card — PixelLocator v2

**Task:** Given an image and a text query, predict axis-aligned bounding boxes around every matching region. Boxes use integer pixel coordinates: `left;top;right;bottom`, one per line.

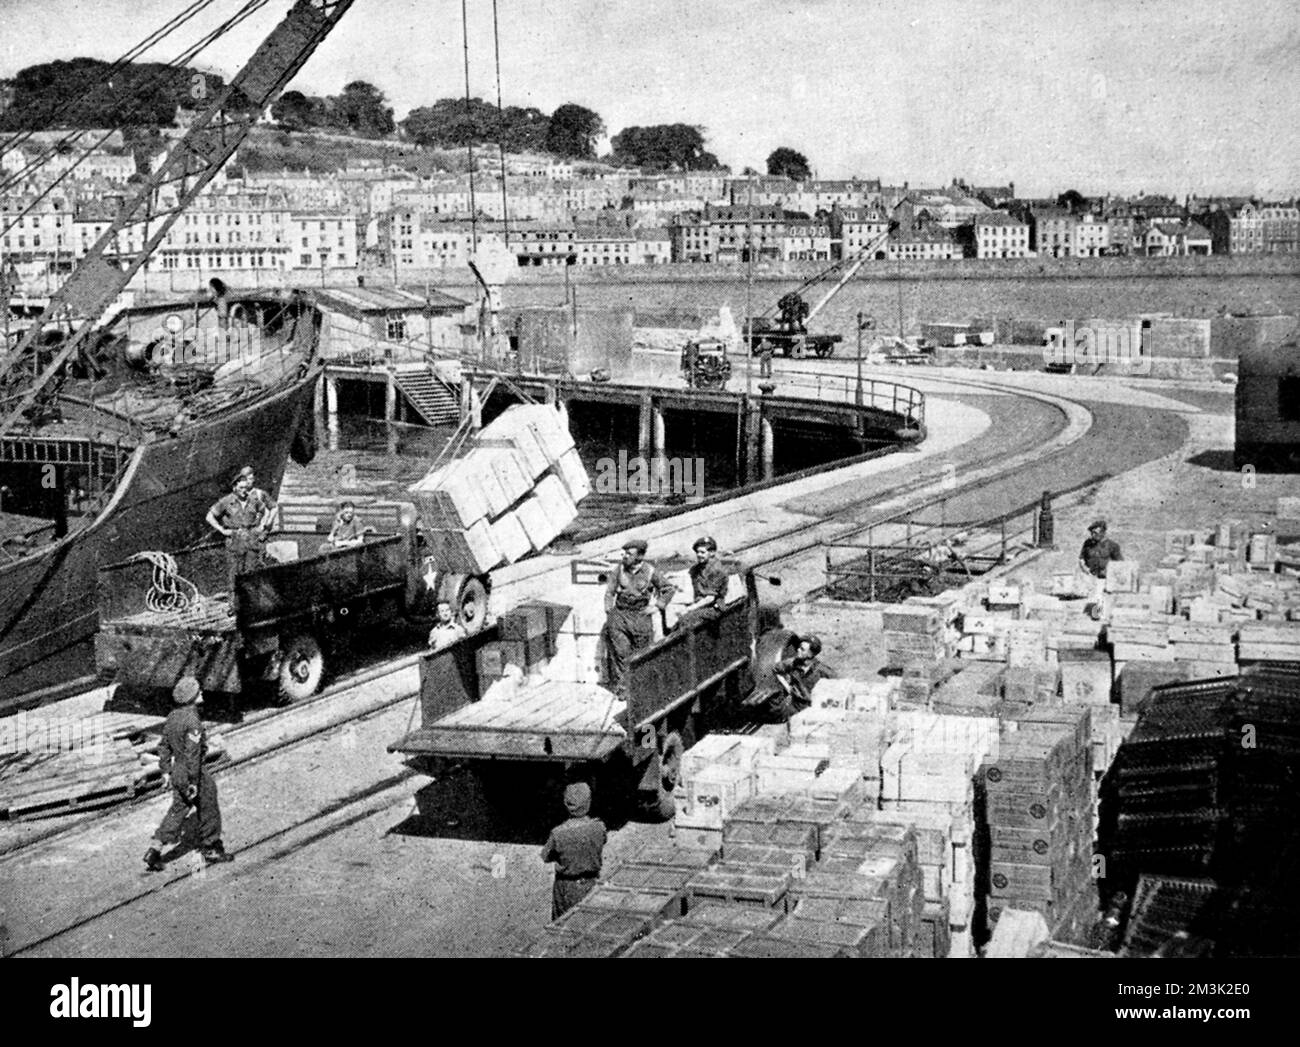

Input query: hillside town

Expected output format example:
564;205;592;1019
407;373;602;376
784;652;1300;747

2;125;1298;291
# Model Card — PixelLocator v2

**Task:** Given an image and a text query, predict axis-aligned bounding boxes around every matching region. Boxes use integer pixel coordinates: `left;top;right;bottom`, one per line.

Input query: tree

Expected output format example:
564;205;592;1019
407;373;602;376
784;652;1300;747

335;80;394;138
766;147;810;181
545;103;603;159
401;97;551;151
1057;189;1088;213
271;90;316;131
610;124;723;171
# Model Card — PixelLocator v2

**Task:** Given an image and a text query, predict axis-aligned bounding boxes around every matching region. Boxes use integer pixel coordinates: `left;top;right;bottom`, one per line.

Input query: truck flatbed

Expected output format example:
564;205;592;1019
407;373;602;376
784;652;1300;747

106;599;236;635
393;679;628;763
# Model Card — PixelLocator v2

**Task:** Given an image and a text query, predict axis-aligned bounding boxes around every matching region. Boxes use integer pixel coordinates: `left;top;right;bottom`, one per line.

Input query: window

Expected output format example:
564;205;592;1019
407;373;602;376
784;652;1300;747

1280;377;1300;422
300;253;311;265
386;315;407;341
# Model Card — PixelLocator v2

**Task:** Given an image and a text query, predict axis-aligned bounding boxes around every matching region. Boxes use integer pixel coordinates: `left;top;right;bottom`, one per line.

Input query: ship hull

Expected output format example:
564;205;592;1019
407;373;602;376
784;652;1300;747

0;368;320;703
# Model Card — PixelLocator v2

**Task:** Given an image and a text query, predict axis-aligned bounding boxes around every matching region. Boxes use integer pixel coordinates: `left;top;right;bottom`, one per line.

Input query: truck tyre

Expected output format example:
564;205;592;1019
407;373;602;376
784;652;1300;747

277;633;324;703
453;576;489;635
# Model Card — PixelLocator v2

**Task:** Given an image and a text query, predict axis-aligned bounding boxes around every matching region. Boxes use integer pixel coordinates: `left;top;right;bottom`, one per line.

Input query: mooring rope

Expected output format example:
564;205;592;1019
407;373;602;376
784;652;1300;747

130;550;203;613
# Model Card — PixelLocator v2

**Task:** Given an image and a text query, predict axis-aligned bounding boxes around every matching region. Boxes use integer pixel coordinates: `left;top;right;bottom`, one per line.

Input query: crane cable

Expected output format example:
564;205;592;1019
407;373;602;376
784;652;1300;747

492;0;510;247
461;0;478;254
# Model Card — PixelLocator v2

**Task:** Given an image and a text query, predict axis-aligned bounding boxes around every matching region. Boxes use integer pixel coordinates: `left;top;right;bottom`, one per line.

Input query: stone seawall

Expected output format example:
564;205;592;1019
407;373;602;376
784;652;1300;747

129;253;1300;296
406;253;1300;290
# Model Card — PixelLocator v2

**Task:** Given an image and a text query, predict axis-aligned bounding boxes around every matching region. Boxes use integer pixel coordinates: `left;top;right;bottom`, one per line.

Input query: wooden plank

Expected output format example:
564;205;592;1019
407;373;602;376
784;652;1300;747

392;725;619;762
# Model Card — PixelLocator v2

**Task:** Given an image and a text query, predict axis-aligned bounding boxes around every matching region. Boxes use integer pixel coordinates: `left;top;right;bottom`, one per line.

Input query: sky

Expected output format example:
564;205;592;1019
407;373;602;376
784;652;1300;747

1;0;1298;198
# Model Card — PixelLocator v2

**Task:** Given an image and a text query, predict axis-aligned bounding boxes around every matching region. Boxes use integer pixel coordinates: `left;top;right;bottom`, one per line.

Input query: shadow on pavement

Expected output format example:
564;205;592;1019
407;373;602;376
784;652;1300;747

1186;449;1238;472
388;760;636;846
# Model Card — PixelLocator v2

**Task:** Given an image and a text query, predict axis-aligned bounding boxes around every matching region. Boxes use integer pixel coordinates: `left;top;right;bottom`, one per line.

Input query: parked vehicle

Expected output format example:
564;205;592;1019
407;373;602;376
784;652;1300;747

95;500;489;702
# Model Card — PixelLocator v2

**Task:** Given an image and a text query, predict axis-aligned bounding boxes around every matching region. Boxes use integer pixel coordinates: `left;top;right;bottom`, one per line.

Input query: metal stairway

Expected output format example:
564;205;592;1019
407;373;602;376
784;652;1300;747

393;367;460;426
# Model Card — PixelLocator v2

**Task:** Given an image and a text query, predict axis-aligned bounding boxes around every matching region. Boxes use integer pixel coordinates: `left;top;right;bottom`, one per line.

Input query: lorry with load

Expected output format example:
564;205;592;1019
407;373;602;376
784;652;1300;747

94;403;589;702
388;556;797;818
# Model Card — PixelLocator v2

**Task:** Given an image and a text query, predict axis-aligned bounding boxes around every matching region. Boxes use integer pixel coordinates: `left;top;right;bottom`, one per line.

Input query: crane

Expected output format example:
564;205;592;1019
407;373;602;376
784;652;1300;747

745;226;894;360
0;0;357;438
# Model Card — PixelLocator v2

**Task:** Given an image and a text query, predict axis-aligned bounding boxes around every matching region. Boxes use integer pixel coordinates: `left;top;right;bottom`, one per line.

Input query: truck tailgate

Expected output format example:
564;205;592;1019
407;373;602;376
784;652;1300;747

389;679;626;763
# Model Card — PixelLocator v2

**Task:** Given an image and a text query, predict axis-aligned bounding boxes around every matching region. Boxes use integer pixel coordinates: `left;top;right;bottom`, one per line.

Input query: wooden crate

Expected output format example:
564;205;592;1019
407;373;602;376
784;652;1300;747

768;914;891;957
679;903;785;934
686;867;792;911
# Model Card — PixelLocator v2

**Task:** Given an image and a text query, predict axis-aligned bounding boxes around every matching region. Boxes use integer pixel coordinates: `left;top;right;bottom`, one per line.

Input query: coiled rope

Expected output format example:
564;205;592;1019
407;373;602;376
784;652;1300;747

130;551;202;613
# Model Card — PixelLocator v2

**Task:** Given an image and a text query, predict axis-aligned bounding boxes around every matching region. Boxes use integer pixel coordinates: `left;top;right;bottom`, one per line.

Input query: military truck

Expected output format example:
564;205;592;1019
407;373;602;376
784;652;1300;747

389;559;795;817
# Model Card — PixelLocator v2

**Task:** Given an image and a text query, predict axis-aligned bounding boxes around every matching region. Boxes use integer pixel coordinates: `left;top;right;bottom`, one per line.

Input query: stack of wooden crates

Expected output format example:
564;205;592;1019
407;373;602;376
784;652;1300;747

408;404;590;574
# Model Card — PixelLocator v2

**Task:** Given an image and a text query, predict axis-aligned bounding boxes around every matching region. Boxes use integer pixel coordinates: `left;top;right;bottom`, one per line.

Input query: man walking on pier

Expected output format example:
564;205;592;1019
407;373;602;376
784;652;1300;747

602;538;676;693
1079;518;1122;616
143;675;233;872
541;782;606;920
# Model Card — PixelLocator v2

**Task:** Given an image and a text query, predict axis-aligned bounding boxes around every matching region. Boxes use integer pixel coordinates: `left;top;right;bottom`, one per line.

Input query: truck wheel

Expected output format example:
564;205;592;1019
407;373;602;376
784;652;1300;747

455;577;489;635
278;633;324;703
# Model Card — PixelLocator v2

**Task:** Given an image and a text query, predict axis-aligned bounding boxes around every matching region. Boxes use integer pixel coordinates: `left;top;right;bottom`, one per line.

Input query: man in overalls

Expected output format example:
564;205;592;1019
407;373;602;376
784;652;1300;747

602;538;676;693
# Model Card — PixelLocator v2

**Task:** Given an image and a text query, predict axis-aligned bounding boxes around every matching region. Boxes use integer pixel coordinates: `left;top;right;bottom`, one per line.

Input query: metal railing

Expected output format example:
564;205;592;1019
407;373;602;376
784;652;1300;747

764;369;926;428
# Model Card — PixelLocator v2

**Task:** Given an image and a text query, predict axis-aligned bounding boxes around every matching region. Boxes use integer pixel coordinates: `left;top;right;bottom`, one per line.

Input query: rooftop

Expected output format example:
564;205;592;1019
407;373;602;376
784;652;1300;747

314;286;468;316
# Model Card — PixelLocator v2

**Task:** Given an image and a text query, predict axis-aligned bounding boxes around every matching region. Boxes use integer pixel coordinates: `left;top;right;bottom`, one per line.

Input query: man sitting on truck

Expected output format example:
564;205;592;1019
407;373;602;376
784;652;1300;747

427;599;467;650
672;535;729;631
602;538;677;694
324;500;365;550
205;466;277;600
541;781;607;920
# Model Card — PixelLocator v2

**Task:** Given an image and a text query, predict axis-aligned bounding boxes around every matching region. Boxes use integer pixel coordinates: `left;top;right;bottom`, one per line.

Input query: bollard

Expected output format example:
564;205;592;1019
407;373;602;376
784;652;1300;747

1036;490;1055;548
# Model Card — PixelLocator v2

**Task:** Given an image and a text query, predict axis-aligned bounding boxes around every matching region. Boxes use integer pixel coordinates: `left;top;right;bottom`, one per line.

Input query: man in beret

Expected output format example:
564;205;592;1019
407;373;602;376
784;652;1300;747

672;535;729;631
206;465;277;602
1079;519;1122;614
143;675;233;871
602;538;676;693
540;781;607;920
772;635;837;718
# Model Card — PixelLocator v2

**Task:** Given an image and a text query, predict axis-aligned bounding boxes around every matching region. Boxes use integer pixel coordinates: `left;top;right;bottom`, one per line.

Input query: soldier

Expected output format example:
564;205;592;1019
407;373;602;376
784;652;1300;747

143;676;233;871
206;466;277;598
758;338;775;378
772;635;837;717
325;500;364;548
672;535;729;630
427;599;467;650
1079;518;1122;616
540;782;607;920
602;538;676;693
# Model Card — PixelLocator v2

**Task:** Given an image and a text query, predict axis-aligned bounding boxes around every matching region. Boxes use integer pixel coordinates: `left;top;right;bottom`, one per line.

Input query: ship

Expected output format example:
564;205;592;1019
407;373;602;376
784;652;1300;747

0;293;321;704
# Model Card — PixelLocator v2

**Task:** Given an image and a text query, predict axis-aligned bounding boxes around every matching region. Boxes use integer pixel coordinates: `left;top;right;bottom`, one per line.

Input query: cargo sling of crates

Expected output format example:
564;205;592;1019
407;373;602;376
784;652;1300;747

389;560;795;816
